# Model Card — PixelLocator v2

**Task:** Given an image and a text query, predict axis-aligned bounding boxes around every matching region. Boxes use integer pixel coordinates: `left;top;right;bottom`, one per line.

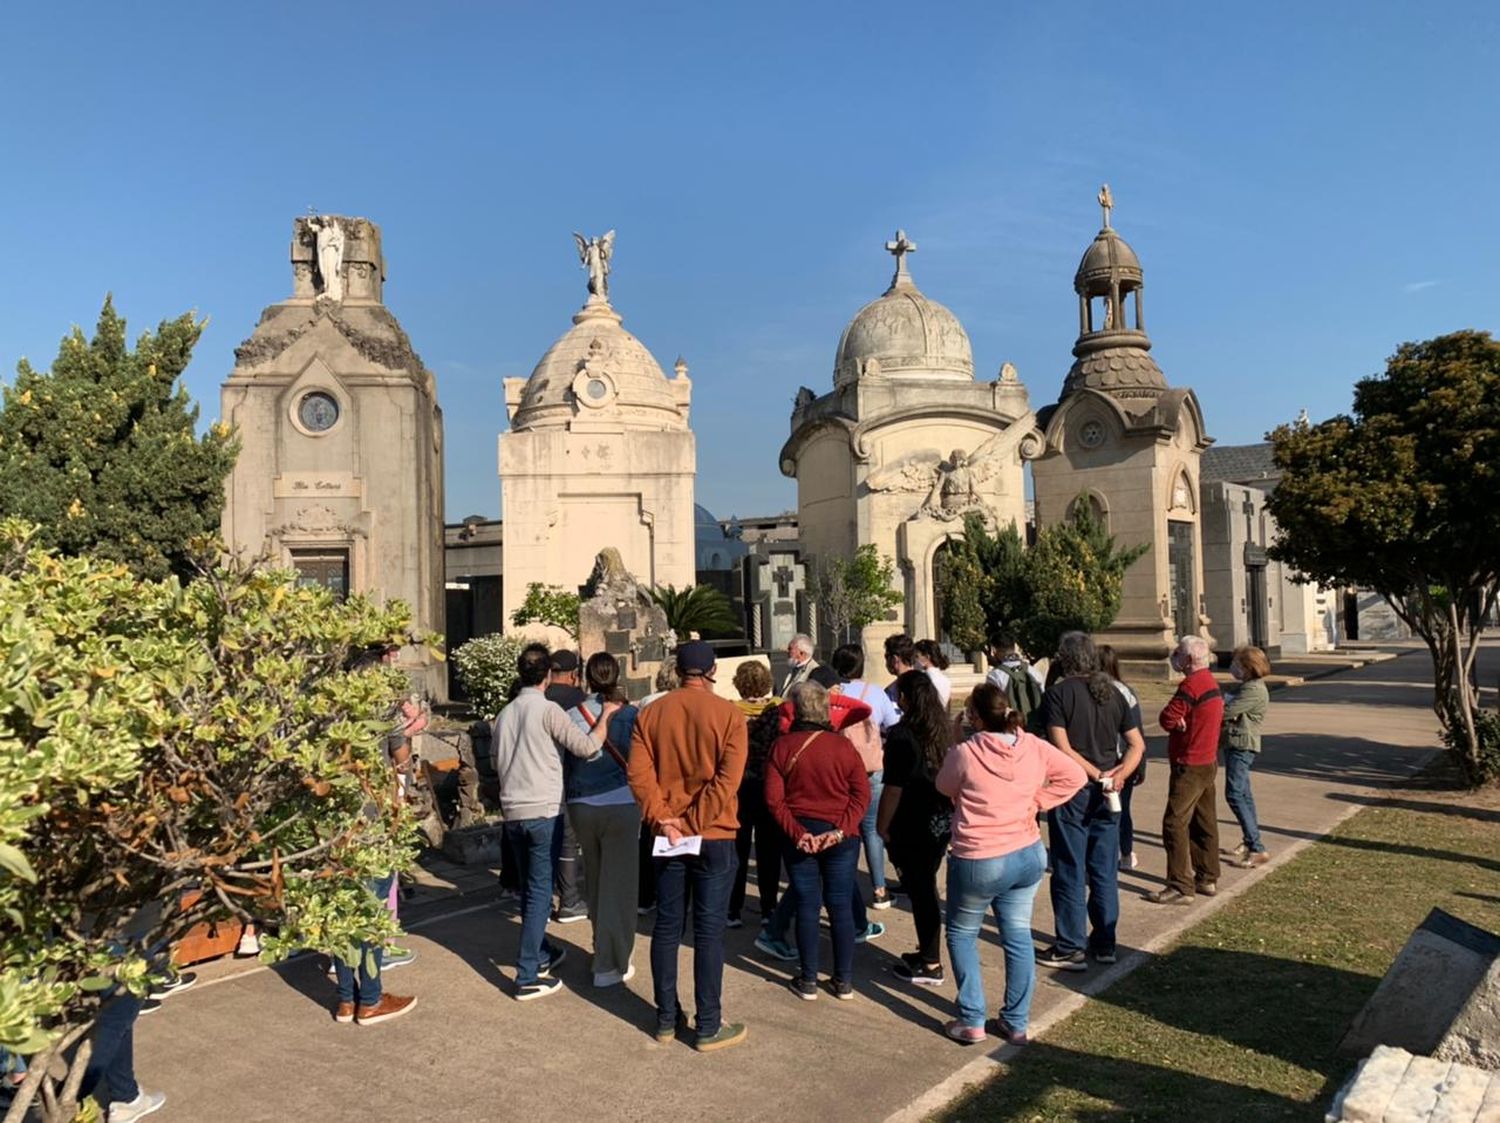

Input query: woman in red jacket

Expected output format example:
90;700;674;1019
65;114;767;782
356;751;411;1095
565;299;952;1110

764;681;872;1001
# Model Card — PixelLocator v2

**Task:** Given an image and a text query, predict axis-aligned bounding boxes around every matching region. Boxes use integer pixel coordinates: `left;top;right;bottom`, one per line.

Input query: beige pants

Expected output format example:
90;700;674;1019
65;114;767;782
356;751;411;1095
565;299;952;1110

569;800;642;977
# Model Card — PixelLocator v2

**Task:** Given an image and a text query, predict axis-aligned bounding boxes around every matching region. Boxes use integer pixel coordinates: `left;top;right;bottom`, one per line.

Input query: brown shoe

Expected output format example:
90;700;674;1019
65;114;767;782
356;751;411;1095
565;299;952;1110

1238;851;1270;869
334;1001;355;1024
356;993;417;1026
1145;887;1194;905
1196;881;1218;897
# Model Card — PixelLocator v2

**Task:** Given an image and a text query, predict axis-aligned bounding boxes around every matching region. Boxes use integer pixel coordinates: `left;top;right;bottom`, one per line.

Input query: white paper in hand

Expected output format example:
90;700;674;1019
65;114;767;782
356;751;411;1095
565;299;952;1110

652;834;703;858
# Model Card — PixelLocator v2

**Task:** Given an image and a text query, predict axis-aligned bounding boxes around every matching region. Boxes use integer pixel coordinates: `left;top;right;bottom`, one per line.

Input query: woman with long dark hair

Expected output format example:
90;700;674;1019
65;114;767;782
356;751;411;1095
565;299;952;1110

914;638;953;707
878;670;953;986
937;683;1086;1044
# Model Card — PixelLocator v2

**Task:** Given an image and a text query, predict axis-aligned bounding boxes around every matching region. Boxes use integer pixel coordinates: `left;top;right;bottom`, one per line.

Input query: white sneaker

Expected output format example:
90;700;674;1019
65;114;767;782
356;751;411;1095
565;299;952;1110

1124;851;1139;870
110;1090;167;1122
235;931;261;957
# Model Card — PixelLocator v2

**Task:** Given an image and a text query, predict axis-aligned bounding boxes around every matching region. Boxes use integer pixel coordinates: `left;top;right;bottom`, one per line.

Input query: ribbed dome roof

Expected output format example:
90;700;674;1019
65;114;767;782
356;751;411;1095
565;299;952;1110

1075;228;1143;294
510;303;686;431
834;281;973;385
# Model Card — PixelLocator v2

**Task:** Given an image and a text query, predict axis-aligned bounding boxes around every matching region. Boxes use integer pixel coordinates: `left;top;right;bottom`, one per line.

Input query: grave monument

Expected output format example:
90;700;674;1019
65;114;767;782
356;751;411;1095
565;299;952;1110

220;215;446;696
500;232;695;634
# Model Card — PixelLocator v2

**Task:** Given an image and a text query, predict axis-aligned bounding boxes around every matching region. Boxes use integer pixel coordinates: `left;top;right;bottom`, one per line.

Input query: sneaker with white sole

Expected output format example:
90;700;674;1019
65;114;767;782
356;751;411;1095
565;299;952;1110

109;1090;166;1122
592;963;637;988
855;921;885;944
893;953;944;986
356;993;417;1024
539;945;567;976
870;889;894;911
149;971;197;1000
790;977;818;1001
754;932;798;962
383;946;416;969
515;977;562;1002
1036;946;1088;971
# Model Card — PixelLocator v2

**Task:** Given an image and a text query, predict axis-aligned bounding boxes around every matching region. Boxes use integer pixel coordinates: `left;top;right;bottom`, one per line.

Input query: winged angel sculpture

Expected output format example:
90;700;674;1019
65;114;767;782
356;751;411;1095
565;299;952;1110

867;428;1032;521
574;230;616;300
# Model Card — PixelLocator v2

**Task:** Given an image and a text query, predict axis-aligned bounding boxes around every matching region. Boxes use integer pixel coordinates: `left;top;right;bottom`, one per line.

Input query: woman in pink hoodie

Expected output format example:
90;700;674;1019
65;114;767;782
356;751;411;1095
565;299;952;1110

936;683;1087;1046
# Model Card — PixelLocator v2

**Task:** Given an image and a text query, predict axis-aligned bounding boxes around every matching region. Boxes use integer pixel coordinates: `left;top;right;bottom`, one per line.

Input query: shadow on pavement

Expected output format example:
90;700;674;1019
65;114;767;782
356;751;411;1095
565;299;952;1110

1324;792;1500;823
1250;734;1435;788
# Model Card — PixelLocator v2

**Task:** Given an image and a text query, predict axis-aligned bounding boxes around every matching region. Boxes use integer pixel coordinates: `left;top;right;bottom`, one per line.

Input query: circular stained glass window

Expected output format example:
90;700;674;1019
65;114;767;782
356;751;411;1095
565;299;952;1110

299;391;340;433
1079;420;1105;448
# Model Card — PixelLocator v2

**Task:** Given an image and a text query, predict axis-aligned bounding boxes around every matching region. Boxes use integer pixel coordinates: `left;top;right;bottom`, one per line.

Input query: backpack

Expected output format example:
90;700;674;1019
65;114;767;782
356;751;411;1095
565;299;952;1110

1003;659;1044;726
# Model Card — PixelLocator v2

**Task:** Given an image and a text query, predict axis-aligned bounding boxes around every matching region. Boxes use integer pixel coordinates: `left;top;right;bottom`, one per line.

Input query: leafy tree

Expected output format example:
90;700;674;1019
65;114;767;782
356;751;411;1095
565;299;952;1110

649;584;740;641
1267;330;1500;784
509;582;580;641
451;633;529;716
0;521;423;1122
936;544;988;655
817;545;904;645
0;299;239;581
948;503;1147;660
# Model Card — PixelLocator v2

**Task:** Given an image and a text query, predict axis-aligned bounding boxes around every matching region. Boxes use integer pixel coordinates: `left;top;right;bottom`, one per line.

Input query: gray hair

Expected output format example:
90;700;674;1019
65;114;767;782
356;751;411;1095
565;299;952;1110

1176;635;1211;670
790;633;814;659
654;661;681;692
789;680;829;726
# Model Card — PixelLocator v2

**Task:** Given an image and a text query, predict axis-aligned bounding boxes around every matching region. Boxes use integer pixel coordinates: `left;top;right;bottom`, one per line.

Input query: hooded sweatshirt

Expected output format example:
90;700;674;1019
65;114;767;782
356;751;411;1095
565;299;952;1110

935;729;1088;860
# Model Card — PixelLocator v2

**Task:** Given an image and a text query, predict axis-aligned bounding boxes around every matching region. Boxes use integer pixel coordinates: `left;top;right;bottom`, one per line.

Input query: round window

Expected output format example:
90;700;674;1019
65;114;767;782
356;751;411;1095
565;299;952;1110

298;391;340;433
1079;419;1105;448
586;379;609;400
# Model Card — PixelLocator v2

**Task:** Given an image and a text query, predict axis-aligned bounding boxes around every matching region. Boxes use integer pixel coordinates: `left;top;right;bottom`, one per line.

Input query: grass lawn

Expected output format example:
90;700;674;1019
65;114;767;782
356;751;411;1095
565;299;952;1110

936;767;1500;1122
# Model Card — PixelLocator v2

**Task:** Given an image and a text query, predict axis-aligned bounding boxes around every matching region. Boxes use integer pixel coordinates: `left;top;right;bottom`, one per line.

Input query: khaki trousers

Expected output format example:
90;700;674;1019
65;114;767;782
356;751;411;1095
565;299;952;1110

569;800;641;977
1162;763;1221;895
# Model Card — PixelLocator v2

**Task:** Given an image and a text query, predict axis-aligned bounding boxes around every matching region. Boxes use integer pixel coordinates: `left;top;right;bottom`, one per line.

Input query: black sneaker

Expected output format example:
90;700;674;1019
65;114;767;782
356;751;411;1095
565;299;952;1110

829;978;855;1001
136;998;164;1015
1093;948;1118;965
515;977;562;1002
539;944;568;976
149;971;197;1000
893;955;944;987
552;904;588;924
790;977;818;1001
1037;947;1087;971
726;914;744;929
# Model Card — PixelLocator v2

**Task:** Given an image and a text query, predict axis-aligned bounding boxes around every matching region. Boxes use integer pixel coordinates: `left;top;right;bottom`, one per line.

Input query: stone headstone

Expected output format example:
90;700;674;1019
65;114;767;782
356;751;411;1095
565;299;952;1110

577;547;674;700
1342;910;1500;1066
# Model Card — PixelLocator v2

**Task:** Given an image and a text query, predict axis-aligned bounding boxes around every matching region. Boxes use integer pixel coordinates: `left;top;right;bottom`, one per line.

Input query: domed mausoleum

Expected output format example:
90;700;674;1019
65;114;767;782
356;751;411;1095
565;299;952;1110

499;233;695;628
1032;187;1213;675
780;231;1042;668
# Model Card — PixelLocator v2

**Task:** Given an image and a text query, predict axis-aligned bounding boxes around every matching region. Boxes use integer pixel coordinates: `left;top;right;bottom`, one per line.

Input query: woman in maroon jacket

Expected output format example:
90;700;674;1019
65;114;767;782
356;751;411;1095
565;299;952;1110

764;681;872;1001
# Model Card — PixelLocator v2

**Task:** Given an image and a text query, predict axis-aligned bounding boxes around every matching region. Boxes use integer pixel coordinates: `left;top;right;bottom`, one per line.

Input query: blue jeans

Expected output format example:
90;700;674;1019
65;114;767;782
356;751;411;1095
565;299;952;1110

333;871;397;1005
1047;785;1121;955
504;817;563;987
946;842;1047;1030
785;819;861;983
860;770;887;893
79;993;142;1106
652;838;736;1036
766;862;867;941
1223;749;1264;853
1118;780;1137;858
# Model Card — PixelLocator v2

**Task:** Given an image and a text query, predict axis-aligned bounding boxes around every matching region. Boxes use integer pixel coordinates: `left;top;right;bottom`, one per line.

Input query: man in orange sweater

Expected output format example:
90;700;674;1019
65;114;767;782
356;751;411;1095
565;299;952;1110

628;641;749;1052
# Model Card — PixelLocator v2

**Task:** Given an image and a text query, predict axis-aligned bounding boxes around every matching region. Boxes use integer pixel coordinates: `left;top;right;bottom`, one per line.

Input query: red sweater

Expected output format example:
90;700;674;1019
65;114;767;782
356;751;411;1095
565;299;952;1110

1158;667;1224;766
764;729;871;841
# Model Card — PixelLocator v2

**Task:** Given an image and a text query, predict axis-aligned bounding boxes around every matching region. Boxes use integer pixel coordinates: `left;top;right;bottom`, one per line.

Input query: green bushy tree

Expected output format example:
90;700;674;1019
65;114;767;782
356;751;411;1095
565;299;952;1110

509;583;580;641
0;521;425;1122
451;633;529;717
0;299;239;581
817;545;904;645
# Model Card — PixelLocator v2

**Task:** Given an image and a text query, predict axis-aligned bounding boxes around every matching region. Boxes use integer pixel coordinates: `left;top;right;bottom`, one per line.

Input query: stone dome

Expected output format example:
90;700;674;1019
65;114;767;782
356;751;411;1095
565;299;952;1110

1063;344;1167;397
1075;228;1143;293
510;302;687;431
834;280;974;385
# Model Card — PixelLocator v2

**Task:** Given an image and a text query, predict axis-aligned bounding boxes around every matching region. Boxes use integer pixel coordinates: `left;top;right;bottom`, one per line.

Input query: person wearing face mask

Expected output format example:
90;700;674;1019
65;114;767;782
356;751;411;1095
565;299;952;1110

1146;636;1225;906
1222;645;1272;869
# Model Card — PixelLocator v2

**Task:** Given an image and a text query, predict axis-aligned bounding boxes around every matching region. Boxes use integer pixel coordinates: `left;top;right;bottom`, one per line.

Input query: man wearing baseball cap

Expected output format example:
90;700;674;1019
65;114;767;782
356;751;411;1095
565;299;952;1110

627;641;749;1052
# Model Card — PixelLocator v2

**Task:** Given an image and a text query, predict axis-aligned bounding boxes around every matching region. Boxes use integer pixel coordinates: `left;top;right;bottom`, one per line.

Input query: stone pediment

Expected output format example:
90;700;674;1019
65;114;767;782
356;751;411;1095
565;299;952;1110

230;302;431;387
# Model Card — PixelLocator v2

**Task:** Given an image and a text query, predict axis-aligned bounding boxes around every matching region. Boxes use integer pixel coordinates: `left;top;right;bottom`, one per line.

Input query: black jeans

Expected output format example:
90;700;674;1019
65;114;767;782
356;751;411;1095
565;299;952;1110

554;810;585;911
729;779;783;918
890;832;947;963
651;839;737;1037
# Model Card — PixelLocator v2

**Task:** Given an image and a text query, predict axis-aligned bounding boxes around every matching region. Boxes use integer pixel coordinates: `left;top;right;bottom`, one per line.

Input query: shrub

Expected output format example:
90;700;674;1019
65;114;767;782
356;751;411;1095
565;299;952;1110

451;633;529;717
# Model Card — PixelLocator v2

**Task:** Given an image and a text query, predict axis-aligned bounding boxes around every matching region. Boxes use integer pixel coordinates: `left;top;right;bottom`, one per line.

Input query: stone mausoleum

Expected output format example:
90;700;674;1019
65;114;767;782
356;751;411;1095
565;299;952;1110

220;215;446;696
498;233;696;634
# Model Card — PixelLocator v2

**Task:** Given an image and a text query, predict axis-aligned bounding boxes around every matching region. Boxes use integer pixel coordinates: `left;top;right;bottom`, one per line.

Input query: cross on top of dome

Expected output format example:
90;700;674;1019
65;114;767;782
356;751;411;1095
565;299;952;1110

885;229;917;290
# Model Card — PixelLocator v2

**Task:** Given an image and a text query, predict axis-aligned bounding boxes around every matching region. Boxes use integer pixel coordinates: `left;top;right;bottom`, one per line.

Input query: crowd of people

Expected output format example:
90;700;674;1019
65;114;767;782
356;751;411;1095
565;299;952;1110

463;627;1276;1051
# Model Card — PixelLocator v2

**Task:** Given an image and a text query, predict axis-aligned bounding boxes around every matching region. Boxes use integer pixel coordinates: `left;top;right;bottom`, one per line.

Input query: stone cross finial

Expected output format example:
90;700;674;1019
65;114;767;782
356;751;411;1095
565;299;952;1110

885;229;917;288
1098;184;1114;229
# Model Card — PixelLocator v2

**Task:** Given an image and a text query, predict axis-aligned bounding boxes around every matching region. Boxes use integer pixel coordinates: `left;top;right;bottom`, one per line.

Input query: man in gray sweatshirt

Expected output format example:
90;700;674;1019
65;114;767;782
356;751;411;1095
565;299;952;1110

493;643;615;1000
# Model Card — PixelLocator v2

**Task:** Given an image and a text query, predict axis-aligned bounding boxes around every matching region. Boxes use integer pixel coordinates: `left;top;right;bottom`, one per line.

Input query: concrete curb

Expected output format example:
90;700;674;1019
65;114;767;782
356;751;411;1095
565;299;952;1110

886;648;1430;1123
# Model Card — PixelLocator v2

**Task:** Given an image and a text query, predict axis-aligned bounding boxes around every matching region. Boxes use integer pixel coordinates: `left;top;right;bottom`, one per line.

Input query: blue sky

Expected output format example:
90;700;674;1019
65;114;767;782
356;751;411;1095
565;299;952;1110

2;2;1496;522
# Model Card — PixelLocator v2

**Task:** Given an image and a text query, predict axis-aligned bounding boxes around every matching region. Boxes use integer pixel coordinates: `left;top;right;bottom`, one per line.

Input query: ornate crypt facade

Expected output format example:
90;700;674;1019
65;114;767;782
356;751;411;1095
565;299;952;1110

499;233;696;631
779;232;1042;659
220;215;447;696
1031;188;1213;675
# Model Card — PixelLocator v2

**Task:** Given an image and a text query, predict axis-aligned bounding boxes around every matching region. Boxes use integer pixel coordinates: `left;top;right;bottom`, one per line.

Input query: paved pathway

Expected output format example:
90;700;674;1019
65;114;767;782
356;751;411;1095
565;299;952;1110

137;645;1456;1122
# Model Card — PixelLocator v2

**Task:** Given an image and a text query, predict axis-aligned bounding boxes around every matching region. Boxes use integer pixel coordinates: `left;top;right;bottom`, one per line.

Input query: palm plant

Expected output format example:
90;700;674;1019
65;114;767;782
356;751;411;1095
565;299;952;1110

649;583;741;640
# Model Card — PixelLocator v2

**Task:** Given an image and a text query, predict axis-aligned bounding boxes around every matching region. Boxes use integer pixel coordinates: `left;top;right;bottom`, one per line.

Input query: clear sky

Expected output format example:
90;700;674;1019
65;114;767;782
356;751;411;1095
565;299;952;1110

2;2;1495;522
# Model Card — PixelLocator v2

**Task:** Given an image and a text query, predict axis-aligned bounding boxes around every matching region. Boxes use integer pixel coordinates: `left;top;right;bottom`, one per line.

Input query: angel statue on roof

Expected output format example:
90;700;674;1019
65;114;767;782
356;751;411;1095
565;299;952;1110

867;428;1035;522
573;230;616;300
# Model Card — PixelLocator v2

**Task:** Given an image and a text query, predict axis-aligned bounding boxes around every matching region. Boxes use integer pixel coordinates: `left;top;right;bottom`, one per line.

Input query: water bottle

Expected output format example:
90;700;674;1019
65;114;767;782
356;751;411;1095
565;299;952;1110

1101;776;1122;815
